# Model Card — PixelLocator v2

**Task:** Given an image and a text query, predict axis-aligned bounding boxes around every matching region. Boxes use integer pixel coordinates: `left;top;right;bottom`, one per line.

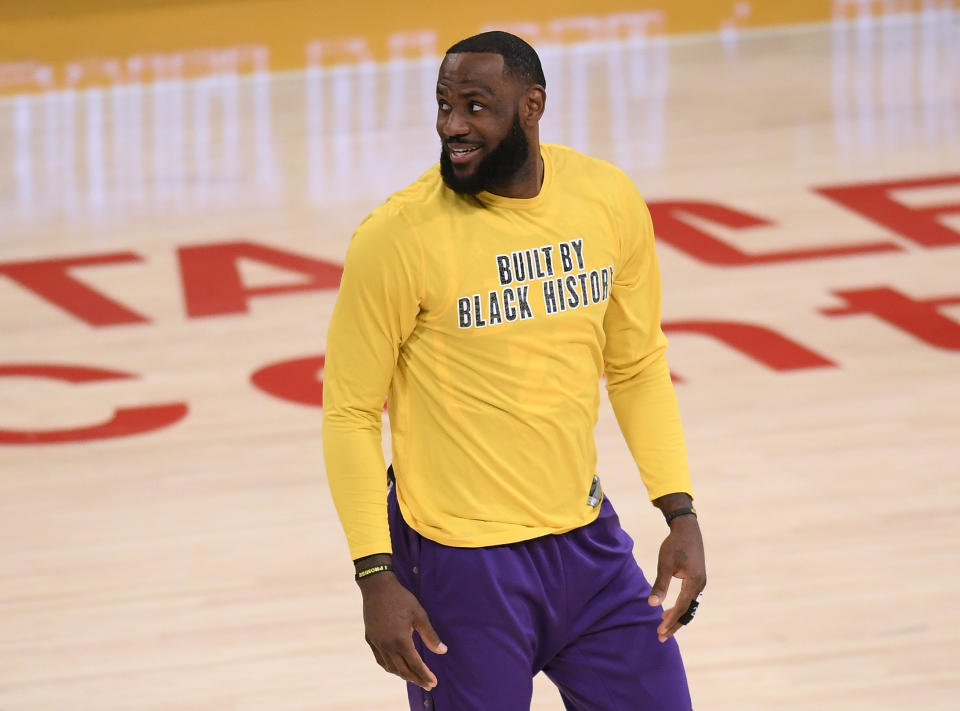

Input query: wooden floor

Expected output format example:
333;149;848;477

1;16;959;710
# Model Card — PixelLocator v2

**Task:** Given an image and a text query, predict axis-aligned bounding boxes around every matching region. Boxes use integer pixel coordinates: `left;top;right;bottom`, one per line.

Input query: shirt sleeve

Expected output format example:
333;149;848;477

322;205;424;560
602;174;693;501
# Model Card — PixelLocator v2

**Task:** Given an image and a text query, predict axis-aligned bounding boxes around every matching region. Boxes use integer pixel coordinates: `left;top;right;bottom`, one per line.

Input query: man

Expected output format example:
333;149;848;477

322;31;706;711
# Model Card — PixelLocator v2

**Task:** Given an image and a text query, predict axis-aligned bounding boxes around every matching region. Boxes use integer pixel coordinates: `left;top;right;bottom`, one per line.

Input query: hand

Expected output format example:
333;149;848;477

358;571;448;690
647;515;706;642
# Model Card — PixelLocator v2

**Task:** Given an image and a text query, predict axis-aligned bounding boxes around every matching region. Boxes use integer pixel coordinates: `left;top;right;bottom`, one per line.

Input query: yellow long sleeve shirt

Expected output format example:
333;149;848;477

322;143;692;560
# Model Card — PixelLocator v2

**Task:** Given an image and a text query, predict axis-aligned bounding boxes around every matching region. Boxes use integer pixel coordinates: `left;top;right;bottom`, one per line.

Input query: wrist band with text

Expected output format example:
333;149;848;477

355;563;393;581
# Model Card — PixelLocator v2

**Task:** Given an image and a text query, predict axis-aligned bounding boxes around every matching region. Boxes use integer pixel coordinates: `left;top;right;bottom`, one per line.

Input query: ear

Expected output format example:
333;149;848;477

520;85;546;125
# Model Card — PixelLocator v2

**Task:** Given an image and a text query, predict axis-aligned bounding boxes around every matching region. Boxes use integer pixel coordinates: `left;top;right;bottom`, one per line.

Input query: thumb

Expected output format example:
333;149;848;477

648;553;672;607
413;607;448;655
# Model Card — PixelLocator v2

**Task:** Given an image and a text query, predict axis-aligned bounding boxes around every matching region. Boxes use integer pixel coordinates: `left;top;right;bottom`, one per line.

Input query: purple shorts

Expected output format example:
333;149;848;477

388;485;692;711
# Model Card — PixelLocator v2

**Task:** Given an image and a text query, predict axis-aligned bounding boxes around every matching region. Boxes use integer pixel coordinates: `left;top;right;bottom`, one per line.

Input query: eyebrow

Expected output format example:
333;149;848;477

436;82;495;98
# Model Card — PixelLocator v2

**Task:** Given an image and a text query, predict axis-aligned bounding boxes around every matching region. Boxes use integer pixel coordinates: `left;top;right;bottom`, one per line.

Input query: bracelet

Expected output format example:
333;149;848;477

664;506;697;525
355;564;394;581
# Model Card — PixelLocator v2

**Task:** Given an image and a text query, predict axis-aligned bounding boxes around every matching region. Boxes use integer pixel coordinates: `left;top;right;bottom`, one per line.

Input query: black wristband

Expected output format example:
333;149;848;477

355;564;394;582
664;506;697;525
352;552;391;566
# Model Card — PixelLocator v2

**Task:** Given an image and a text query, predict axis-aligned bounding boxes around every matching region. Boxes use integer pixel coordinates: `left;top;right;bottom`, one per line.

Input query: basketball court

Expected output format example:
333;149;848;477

1;2;958;709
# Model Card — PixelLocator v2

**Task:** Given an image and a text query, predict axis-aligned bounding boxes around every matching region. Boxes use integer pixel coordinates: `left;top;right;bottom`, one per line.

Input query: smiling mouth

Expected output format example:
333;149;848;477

447;145;481;164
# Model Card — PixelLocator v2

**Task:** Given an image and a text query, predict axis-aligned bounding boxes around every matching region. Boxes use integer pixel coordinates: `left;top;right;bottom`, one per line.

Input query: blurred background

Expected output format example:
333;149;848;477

1;1;958;709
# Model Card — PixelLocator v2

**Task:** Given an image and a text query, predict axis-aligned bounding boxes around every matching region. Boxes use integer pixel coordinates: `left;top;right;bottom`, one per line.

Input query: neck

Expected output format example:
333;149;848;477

485;140;544;199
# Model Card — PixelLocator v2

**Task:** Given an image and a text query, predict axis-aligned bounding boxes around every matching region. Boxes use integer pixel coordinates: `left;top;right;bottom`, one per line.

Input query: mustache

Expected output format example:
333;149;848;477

443;140;481;150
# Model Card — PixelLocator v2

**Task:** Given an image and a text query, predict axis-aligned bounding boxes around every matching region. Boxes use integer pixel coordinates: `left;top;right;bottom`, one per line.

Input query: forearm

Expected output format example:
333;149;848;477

653;492;693;517
607;354;693;500
322;422;393;560
354;552;393;569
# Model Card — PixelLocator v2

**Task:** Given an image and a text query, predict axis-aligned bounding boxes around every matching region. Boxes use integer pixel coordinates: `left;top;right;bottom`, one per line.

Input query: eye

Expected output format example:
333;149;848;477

470;102;484;112
437;100;451;111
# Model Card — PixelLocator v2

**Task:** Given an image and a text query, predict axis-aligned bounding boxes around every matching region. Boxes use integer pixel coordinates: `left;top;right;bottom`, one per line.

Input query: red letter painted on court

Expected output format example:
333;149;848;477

816;174;960;248
178;241;343;318
0;253;150;327
821;286;960;350
647;201;900;266
663;320;837;371
0;364;187;444
251;354;389;409
251;355;326;407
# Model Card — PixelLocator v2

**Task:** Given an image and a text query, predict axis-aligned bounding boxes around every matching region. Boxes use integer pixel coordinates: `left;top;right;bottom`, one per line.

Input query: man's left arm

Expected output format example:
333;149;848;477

602;175;707;642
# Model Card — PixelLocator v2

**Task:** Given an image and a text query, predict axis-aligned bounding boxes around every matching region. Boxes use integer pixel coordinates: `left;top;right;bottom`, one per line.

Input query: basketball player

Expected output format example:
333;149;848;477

322;31;706;710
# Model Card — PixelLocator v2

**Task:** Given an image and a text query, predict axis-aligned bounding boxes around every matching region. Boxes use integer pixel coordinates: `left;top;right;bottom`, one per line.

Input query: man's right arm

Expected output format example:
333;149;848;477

322;206;423;560
322;207;447;689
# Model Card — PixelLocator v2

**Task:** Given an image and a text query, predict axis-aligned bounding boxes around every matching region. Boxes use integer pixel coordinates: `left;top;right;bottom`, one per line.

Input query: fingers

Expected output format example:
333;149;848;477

658;603;691;642
413;608;448;655
372;638;437;690
366;609;444;691
657;576;705;643
368;644;436;690
647;543;672;607
369;643;387;670
657;575;694;641
397;640;439;690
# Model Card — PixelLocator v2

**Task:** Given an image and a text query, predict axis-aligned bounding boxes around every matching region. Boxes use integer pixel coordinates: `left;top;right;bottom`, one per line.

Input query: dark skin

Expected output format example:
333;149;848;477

650;492;707;642
356;51;707;691
436;52;544;198
355;554;445;691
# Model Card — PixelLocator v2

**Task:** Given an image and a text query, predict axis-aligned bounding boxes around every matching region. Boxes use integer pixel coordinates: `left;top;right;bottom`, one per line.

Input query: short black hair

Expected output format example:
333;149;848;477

446;31;546;89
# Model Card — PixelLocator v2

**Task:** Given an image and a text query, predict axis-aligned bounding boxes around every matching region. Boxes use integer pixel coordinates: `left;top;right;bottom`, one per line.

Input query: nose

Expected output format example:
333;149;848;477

439;107;469;140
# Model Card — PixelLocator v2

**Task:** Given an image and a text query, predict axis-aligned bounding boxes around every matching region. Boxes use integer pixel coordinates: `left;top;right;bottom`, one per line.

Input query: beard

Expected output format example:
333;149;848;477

439;114;530;195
